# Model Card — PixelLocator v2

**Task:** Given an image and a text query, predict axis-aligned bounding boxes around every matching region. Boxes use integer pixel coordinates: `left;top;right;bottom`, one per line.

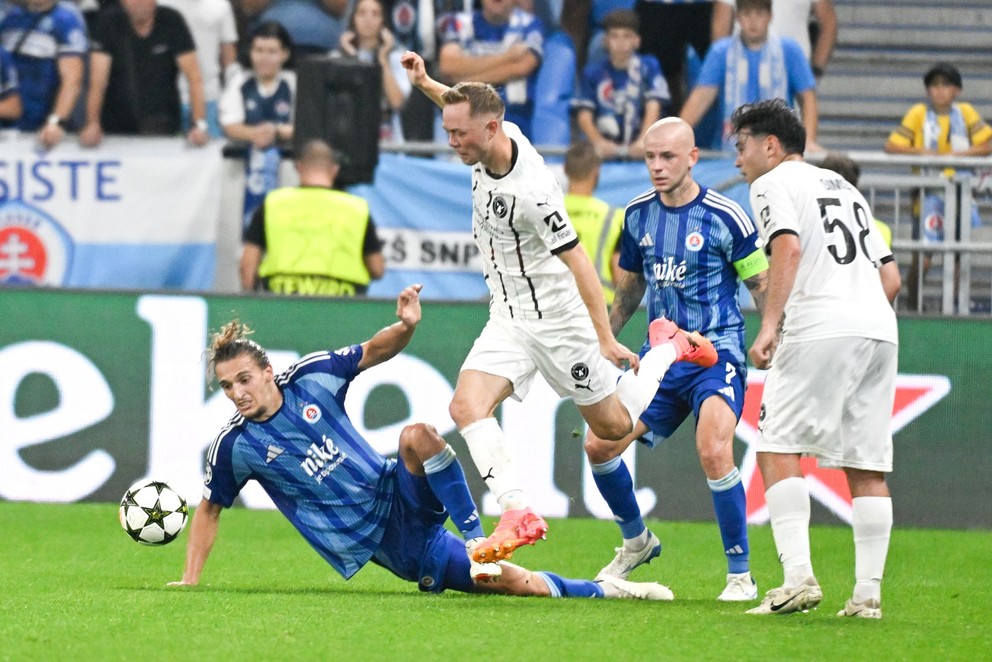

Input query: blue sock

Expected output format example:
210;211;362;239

536;572;604;598
591;457;646;540
424;445;485;540
708;468;750;575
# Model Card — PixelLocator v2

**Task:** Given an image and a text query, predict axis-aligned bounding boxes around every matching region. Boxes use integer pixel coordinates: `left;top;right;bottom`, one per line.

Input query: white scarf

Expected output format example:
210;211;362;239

723;31;787;147
924;103;969;152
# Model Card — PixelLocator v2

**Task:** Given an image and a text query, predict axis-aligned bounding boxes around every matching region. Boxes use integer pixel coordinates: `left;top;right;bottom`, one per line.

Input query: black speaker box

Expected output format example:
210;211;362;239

294;56;382;187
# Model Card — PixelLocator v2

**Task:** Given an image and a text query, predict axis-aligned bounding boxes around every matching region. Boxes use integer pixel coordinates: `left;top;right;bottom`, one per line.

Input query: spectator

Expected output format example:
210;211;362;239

160;0;239;138
680;0;818;152
712;0;836;80
562;141;623;303
0;43;22;124
632;0;719;116
819;152;893;248
884;62;992;310
571;8;667;160
256;0;348;59
240;139;387;296
220;20;295;235
80;0;209;146
438;0;544;139
332;0;410;141
0;0;87;149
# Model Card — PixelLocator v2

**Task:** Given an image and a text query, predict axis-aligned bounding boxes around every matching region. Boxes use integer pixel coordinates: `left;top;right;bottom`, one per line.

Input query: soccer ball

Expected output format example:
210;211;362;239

119;480;189;545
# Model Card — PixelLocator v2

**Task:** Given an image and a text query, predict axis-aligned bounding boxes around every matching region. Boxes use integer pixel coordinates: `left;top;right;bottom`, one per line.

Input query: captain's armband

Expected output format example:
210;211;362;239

733;249;769;280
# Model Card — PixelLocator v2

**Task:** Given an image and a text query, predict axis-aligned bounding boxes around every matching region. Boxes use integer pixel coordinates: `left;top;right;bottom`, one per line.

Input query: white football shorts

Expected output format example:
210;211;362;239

756;336;897;472
460;311;622;406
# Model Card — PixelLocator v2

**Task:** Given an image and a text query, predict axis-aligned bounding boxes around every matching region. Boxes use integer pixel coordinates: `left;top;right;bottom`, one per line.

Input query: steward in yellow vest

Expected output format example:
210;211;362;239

240;140;385;296
565;194;624;304
564;141;623;303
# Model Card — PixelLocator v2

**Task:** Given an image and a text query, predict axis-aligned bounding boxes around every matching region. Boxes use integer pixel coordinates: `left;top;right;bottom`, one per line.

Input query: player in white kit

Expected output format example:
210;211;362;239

401;50;718;567
732;99;901;619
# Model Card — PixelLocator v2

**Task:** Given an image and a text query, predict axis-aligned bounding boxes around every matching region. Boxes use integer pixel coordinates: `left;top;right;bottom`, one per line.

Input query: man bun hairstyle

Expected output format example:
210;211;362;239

208;320;270;380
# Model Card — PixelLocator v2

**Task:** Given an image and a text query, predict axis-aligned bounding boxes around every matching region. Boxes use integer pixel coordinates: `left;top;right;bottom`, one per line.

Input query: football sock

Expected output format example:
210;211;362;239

708;467;750;575
590;456;647;541
765;476;815;588
536;572;604;598
615;344;676;431
423;444;485;540
458;418;526;513
852;496;892;603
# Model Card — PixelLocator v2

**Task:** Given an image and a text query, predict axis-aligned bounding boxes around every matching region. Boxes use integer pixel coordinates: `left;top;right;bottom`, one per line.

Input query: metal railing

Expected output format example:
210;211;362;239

848;152;992;316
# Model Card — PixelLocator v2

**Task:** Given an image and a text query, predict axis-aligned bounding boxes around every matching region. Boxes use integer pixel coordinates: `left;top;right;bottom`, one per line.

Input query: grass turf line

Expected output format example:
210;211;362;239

1;502;990;661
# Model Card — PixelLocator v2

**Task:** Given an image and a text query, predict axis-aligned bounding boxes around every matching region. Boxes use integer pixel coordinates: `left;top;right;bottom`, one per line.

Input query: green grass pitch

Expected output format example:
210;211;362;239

2;502;990;661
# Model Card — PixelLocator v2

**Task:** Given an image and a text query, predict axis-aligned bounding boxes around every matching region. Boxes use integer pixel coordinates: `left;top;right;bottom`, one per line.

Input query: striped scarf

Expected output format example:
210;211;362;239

723;32;787;148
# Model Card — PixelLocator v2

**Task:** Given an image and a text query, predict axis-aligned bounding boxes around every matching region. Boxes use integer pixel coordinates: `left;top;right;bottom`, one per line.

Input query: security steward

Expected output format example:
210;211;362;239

563;141;624;304
240;139;386;296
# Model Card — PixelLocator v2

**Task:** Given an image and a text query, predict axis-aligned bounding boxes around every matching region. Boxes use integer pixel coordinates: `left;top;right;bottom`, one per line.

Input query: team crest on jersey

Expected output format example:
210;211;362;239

302;404;322;424
391;1;416;35
0;201;74;286
685;231;705;252
492;196;509;218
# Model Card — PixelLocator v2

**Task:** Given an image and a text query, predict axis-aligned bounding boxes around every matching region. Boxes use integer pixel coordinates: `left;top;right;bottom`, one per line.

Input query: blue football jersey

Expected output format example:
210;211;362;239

204;345;395;579
619;185;761;364
0;1;87;130
240;74;293;126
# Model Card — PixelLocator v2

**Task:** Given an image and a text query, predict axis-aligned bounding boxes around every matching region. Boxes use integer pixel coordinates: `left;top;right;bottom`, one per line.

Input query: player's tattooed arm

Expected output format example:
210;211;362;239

609;268;646;337
744;270;769;316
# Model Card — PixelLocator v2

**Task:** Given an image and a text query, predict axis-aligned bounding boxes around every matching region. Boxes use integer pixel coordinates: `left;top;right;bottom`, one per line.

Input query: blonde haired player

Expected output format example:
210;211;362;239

401;50;717;570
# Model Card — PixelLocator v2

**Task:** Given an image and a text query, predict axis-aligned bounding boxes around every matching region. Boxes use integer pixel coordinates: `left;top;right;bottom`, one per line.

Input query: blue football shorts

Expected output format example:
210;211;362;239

638;348;746;447
370;460;475;594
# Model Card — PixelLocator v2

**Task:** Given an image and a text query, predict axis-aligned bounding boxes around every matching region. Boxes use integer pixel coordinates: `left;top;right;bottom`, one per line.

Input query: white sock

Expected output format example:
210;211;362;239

615;344;676;428
623;529;650;551
458;418;526;512
852;496;892;603
765;476;815;588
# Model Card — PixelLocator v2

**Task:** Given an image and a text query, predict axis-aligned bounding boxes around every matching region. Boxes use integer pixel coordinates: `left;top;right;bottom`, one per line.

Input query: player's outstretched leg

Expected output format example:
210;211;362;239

648;317;717;367
470;507;548;563
480;564;673;601
596;574;674;601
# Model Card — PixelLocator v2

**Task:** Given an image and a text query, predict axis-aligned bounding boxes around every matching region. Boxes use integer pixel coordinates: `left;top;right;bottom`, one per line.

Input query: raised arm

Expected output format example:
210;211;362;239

401;51;450;109
358;283;423;369
171;498;223;586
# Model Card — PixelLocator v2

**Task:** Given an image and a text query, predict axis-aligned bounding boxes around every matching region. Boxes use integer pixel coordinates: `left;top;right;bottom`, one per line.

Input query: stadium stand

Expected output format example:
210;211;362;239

818;0;992;152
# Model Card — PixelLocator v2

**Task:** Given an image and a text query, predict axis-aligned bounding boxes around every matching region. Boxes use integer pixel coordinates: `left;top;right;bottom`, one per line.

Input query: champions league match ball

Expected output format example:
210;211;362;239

119;480;189;546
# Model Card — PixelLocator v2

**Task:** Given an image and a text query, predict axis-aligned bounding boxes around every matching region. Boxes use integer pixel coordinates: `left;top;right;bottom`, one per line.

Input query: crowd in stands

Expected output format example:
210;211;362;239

1;0;990;305
0;0;838;151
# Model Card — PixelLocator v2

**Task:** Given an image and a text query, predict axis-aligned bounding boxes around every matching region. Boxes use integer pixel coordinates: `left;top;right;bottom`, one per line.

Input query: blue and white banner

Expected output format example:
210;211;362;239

353;153;750;299
0;136;221;290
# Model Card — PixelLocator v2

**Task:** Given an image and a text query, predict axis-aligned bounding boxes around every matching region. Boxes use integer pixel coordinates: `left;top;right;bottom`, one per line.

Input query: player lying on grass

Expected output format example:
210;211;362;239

171;284;673;600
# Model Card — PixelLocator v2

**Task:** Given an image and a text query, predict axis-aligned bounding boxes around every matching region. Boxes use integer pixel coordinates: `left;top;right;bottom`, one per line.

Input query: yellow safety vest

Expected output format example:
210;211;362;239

258;187;371;296
564;193;624;304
